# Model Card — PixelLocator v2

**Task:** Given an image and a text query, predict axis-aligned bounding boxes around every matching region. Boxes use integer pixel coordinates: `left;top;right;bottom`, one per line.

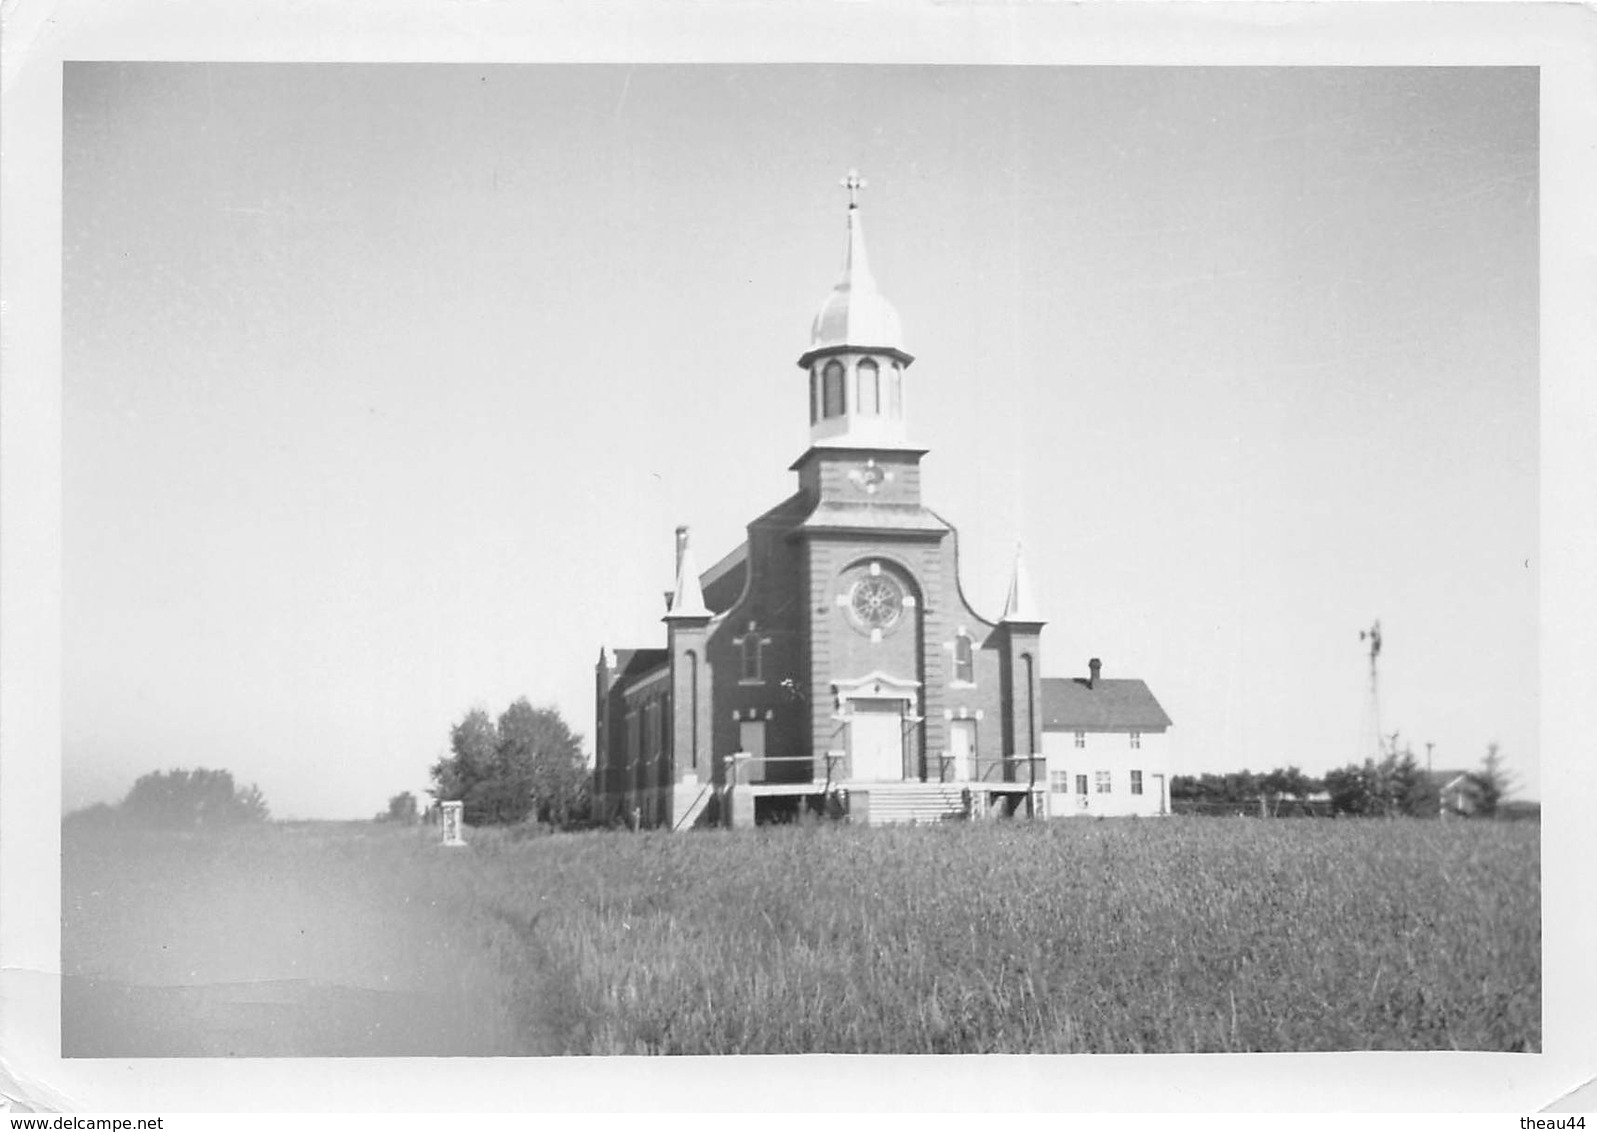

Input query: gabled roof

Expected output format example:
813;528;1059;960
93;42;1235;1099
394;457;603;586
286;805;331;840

700;542;748;593
1041;677;1172;732
1428;769;1479;792
610;648;668;688
695;492;815;615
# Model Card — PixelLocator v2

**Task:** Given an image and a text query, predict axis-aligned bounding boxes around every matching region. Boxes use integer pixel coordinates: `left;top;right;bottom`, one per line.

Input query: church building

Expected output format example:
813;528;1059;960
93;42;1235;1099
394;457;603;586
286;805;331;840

595;176;1171;829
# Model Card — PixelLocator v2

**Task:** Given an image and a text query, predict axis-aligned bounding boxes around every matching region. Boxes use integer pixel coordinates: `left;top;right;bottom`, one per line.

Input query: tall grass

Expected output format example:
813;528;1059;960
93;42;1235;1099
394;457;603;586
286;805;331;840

456;817;1539;1054
63;816;1539;1056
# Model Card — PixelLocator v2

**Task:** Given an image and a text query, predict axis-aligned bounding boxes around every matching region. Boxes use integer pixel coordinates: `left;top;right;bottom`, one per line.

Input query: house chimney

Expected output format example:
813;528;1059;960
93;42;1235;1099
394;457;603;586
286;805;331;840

1088;658;1102;689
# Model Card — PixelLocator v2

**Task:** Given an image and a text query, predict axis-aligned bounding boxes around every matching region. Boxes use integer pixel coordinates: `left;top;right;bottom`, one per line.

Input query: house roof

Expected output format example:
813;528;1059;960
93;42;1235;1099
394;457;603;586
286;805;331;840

1041;677;1172;732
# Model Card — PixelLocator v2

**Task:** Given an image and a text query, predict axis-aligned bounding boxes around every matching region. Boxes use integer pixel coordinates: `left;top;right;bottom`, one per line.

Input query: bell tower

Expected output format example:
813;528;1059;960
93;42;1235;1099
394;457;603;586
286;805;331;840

796;171;915;450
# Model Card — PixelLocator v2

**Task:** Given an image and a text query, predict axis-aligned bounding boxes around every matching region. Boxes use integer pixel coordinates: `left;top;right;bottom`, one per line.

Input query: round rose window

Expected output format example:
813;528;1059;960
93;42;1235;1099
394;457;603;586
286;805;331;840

850;575;904;629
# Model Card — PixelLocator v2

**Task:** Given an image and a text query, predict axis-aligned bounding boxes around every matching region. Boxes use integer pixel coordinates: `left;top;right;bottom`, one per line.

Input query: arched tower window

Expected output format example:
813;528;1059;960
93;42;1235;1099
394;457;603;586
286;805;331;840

1022;653;1037;755
809;368;820;424
857;358;880;414
887;362;903;417
687;650;699;770
822;361;846;418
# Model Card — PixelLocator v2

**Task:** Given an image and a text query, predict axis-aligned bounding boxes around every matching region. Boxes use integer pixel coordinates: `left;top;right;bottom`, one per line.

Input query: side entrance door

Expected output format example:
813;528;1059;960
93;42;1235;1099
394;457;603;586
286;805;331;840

849;699;904;781
946;719;975;782
738;719;766;784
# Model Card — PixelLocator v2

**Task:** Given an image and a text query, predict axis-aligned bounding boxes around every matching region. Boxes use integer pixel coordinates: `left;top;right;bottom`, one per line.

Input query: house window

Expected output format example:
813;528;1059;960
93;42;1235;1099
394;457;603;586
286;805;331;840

1131;770;1143;795
1074;731;1086;749
858;359;880;414
1049;770;1069;793
953;633;974;684
1095;770;1111;794
823;361;846;418
1075;774;1088;795
1130;731;1142;749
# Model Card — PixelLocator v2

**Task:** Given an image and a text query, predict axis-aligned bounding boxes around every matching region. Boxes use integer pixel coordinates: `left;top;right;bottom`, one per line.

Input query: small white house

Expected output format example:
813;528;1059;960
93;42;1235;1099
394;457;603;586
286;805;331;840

1040;659;1173;818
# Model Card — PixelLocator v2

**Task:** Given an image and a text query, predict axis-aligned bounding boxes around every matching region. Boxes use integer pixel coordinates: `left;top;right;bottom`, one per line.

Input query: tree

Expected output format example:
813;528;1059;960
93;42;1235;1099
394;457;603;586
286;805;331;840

499;699;589;826
1221;770;1258;803
377;791;419;824
1257;765;1318;815
1391;747;1438;817
119;768;270;828
1323;763;1370;816
1472;741;1516;818
429;699;588;827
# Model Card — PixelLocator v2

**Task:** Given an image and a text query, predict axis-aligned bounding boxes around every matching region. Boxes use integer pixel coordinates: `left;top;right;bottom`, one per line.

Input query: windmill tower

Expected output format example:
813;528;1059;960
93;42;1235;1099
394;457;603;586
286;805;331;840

1358;620;1385;765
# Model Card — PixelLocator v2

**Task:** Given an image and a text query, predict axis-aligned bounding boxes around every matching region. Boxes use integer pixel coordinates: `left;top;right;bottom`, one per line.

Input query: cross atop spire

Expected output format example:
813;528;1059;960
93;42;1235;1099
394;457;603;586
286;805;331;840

841;169;867;210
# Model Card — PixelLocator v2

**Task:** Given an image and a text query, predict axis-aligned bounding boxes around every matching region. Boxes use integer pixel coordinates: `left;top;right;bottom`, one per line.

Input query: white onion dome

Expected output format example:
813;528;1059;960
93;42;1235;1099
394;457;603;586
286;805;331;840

799;202;912;368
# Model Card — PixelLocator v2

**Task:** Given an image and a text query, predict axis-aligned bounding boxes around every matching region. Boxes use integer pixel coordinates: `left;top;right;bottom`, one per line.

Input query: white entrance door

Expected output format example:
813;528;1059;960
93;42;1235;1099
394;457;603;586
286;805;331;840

738;720;766;784
947;719;975;782
849;699;904;781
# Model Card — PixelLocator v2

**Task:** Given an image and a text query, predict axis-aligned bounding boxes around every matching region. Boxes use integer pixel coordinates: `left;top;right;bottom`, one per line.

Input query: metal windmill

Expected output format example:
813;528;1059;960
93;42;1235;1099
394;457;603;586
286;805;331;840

1358;619;1386;764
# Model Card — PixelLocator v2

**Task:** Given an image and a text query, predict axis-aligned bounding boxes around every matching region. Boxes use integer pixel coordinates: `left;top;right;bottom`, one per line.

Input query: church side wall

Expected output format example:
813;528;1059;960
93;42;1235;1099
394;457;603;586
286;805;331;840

706;519;811;784
609;672;671;827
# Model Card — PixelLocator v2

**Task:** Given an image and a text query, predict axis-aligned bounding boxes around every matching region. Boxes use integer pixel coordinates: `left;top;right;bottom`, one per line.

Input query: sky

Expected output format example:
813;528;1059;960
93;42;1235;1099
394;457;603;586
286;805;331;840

62;64;1539;819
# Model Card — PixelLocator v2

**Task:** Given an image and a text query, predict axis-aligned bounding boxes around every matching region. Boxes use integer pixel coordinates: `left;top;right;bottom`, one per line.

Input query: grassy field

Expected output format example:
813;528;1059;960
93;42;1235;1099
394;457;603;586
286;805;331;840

62;815;1539;1056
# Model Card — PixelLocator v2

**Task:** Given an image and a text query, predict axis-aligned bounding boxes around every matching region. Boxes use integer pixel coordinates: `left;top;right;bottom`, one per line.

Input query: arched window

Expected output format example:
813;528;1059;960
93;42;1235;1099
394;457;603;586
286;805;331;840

810;369;820;424
857;359;880;414
688;651;699;770
953;633;974;684
887;363;903;417
1023;654;1036;755
742;633;762;682
823;361;846;418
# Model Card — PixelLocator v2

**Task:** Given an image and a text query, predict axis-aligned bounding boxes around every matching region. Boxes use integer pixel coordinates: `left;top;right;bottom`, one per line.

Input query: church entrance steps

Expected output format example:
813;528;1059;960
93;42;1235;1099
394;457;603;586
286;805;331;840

846;781;969;826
